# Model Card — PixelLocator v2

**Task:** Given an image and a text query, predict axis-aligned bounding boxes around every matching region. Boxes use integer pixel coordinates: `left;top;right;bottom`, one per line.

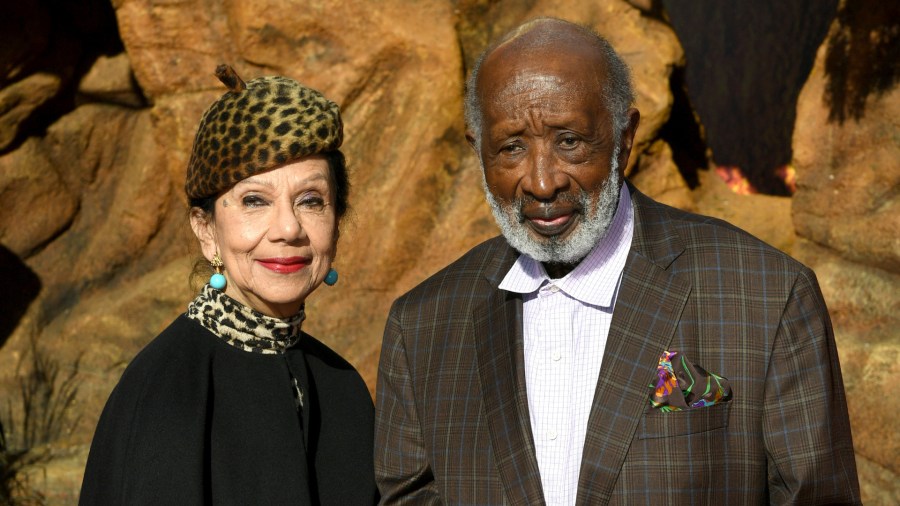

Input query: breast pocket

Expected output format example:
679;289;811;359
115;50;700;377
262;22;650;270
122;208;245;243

619;401;735;503
638;400;731;439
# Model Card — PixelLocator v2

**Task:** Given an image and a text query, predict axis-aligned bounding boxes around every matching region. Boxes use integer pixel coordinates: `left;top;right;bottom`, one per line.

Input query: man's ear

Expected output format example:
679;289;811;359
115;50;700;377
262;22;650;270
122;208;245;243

465;130;479;153
189;208;217;261
617;108;641;175
466;131;488;172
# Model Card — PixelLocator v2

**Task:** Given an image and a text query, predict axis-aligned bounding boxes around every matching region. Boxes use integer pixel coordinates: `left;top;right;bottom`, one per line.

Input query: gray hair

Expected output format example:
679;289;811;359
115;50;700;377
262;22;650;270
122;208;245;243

464;18;635;151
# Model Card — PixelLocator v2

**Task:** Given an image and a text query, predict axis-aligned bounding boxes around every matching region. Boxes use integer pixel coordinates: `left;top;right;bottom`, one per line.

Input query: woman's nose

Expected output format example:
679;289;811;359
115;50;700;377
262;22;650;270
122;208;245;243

267;200;304;242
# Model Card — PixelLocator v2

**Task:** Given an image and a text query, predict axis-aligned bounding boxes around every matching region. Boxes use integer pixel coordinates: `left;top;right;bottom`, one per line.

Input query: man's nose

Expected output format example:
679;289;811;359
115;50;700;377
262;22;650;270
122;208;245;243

524;150;567;201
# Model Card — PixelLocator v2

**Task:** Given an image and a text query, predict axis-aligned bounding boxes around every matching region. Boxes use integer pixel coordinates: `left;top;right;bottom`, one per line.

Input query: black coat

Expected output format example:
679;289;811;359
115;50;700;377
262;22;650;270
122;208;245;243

80;315;377;505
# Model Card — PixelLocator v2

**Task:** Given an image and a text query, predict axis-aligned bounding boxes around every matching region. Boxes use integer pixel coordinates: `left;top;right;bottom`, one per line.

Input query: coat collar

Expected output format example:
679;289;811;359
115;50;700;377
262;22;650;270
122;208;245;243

625;182;687;270
473;239;546;504
576;183;691;504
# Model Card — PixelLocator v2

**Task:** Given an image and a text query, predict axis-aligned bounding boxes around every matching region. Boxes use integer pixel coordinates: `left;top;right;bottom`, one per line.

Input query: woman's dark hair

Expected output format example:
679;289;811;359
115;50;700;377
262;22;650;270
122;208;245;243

188;150;350;221
327;150;350;220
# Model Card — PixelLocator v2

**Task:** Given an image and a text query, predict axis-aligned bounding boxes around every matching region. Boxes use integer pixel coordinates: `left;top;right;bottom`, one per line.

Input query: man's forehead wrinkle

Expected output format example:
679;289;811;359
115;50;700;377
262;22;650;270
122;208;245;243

486;62;598;114
491;75;561;121
504;72;565;97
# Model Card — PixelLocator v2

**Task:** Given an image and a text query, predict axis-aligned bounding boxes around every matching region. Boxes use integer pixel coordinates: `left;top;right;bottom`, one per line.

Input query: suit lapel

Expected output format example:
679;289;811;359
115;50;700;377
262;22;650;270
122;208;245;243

576;187;692;505
473;243;545;505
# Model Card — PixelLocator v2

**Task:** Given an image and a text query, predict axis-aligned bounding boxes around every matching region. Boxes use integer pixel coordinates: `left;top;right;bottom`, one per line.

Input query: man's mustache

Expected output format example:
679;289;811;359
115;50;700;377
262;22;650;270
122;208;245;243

511;192;588;221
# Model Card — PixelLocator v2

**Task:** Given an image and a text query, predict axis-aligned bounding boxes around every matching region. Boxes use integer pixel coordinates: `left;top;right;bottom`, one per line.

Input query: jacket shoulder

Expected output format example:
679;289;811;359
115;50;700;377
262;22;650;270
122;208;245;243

633;191;807;275
97;315;214;422
115;315;213;382
393;236;510;309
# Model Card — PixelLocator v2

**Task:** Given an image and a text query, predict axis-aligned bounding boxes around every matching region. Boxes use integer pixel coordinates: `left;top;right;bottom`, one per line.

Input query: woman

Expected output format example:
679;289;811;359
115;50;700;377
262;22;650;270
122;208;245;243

80;65;377;504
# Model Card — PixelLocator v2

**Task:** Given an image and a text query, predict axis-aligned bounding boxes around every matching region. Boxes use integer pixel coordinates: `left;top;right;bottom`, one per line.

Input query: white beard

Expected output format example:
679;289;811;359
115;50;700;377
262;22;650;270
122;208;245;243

482;146;622;266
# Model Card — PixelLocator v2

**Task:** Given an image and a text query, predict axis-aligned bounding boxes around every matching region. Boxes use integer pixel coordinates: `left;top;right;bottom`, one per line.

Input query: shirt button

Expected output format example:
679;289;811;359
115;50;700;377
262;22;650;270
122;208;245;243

549;285;560;293
552;351;562;361
547;430;558;440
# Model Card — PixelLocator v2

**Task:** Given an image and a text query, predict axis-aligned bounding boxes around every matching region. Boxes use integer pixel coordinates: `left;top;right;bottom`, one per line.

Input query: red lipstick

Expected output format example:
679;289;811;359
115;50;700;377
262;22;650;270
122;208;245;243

257;257;308;274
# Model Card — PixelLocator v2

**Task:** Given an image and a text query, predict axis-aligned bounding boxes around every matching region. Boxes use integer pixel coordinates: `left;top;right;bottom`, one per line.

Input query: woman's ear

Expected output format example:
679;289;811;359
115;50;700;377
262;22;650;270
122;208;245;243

190;207;217;260
330;221;340;259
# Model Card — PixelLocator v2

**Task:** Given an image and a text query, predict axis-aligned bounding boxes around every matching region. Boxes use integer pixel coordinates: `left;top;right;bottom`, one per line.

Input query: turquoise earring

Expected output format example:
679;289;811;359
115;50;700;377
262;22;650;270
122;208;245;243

210;253;226;290
324;268;338;286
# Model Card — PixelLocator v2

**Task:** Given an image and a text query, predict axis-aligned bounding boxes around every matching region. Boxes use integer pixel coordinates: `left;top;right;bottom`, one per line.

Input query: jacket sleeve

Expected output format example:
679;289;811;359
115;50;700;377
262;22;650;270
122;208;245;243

763;268;861;504
374;307;443;505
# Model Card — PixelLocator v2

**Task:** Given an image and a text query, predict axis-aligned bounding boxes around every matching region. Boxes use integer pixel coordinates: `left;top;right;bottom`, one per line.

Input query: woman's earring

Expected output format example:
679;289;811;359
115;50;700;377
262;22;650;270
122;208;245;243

324;268;338;286
210;253;227;290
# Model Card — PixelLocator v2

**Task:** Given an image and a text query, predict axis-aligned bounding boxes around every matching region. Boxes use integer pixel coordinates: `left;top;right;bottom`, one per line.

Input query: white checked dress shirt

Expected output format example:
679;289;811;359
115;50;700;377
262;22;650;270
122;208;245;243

498;185;634;506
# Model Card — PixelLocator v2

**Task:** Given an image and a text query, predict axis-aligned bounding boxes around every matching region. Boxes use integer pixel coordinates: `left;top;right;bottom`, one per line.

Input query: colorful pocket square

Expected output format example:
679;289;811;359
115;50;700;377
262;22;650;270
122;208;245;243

649;350;732;412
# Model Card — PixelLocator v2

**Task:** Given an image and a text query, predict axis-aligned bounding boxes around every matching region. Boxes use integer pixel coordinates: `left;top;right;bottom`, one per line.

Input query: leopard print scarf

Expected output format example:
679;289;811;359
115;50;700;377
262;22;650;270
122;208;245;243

186;284;305;354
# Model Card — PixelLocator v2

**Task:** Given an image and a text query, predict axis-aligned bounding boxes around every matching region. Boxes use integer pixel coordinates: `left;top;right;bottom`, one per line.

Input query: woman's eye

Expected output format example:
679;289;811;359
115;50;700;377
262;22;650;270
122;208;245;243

297;195;325;209
242;195;268;208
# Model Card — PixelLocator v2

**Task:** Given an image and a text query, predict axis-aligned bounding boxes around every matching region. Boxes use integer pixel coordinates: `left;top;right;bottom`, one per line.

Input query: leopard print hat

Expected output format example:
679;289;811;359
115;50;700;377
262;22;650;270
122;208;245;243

185;65;343;200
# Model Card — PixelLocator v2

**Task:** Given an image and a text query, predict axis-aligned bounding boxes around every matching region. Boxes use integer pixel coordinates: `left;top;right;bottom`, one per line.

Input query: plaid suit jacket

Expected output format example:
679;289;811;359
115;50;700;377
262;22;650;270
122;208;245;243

375;185;860;505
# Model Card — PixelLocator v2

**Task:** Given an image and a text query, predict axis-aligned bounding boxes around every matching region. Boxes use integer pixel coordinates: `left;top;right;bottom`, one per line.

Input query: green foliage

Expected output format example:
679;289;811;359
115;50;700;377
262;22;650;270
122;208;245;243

0;339;81;505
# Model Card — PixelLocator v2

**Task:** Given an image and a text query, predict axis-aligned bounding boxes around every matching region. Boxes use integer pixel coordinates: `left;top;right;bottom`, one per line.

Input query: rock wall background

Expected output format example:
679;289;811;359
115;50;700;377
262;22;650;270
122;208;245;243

791;2;899;501
0;0;896;503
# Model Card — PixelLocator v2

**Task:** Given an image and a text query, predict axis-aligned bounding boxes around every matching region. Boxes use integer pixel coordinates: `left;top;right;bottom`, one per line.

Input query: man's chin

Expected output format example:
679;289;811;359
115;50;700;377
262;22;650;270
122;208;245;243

508;224;590;265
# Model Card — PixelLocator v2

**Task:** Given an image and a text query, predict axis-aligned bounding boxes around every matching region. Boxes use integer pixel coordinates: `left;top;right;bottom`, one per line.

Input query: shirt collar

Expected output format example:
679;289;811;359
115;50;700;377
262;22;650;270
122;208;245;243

498;185;634;307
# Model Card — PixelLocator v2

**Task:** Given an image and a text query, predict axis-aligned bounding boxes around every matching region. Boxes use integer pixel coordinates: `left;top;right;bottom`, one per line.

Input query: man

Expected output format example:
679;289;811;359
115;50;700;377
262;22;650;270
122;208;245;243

375;18;859;505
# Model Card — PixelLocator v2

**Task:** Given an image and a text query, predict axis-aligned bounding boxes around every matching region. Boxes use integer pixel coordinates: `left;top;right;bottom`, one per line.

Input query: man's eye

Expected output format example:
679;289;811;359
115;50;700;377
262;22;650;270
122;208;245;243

500;143;523;154
559;135;579;148
242;195;267;207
